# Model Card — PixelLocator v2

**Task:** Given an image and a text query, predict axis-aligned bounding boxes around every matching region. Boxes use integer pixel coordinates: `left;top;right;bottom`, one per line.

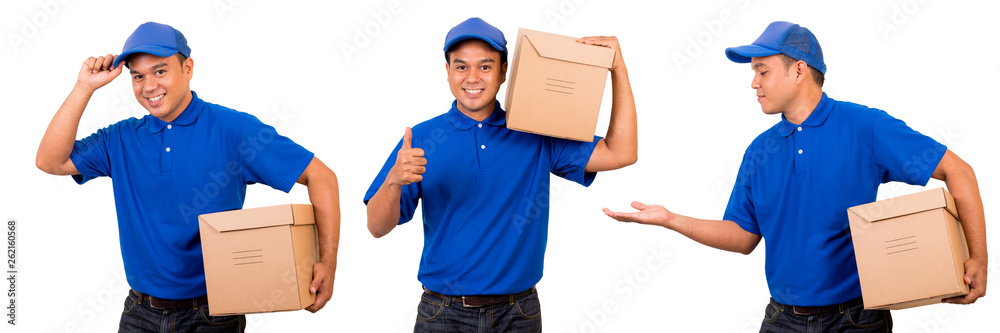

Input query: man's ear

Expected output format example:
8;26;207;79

183;57;194;77
795;60;808;82
500;61;508;84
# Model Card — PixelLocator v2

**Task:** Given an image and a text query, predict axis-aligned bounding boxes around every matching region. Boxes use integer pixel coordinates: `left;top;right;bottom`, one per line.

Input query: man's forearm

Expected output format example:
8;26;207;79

36;84;94;175
667;214;762;255
308;170;341;266
366;181;403;238
934;151;988;263
945;163;987;263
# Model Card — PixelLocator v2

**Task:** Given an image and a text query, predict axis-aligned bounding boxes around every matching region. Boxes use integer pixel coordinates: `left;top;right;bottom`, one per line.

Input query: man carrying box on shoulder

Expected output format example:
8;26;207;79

603;21;986;332
35;22;340;332
364;17;637;332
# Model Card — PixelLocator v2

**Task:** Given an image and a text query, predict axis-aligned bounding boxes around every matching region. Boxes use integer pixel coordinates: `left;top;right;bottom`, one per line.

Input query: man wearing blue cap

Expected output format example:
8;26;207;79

36;22;340;331
604;21;986;332
364;17;637;332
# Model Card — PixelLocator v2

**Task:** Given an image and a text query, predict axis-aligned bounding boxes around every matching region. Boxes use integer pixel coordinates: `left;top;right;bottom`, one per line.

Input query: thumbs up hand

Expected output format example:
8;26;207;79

389;127;427;186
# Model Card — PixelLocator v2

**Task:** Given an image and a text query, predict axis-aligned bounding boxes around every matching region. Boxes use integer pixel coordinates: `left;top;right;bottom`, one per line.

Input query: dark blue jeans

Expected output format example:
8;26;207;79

414;288;542;333
118;291;246;332
760;298;892;333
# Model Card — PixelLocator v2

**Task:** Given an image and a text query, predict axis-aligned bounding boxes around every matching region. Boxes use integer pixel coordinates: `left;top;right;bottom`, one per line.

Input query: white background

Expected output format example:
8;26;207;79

2;0;998;332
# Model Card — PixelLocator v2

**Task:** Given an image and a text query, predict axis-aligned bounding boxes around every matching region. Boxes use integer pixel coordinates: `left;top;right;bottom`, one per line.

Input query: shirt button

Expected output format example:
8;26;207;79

481;145;486;149
798;149;803;154
797;127;802;131
166;147;171;152
167;124;172;130
478;123;483;128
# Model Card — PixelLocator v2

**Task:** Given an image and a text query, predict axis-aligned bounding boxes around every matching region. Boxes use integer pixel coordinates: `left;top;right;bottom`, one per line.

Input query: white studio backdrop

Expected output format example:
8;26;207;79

1;0;997;332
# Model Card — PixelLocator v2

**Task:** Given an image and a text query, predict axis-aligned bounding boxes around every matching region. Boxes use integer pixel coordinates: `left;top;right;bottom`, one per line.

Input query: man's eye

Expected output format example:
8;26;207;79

156;70;166;75
133;75;143;80
480;66;490;70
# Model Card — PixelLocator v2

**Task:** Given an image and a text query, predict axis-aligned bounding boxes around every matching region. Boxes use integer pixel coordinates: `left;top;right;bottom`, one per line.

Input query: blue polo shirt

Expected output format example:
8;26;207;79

724;93;946;306
364;101;600;295
69;91;314;299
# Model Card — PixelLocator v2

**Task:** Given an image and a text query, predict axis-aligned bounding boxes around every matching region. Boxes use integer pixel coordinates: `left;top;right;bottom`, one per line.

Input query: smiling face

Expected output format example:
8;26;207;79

128;53;194;122
749;55;798;116
446;39;507;119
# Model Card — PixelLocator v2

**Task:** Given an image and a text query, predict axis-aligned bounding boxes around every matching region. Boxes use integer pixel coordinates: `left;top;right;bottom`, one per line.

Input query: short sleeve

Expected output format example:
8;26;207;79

549;135;602;186
723;146;761;235
363;138;421;225
69;126;113;185
871;110;946;185
238;114;314;193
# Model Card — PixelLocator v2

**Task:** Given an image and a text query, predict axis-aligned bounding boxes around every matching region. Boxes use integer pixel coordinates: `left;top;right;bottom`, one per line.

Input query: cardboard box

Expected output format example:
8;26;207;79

504;28;616;141
198;204;317;315
847;188;969;310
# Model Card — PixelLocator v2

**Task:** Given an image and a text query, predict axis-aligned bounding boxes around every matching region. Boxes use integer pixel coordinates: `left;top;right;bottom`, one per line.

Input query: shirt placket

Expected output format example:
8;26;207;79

793;126;806;177
161;124;174;174
475;122;492;172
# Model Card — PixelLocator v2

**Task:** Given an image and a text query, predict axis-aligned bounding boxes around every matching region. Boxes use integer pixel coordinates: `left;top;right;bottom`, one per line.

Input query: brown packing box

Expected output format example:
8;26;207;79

847;188;969;310
504;28;616;141
198;204;318;316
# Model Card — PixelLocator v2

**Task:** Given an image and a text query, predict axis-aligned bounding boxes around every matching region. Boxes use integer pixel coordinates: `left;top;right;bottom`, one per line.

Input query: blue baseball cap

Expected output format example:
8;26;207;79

443;17;507;62
725;21;826;74
113;22;191;68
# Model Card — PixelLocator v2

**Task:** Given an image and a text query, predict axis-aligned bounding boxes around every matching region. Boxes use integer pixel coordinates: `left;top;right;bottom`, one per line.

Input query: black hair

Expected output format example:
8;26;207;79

446;39;507;64
124;53;187;69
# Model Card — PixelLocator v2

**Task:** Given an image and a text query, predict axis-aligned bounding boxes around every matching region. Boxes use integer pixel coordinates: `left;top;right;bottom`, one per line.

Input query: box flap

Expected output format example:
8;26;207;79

289;204;316;226
847;188;956;223
521;29;615;69
200;204;314;232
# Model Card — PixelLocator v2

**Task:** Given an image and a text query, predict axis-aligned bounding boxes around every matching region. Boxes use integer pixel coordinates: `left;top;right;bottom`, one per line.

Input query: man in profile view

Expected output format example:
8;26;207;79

604;21;986;332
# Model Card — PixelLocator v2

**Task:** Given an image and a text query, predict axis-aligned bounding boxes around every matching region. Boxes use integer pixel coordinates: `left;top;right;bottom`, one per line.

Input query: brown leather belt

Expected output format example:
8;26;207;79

423;286;535;308
785;297;864;315
131;289;209;310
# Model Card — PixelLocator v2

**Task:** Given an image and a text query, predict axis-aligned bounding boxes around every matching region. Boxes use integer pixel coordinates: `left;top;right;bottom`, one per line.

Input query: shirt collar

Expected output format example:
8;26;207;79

778;92;833;137
444;100;506;130
147;91;205;133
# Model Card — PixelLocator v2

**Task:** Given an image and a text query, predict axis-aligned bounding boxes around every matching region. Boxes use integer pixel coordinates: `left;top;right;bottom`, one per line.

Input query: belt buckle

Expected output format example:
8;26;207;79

461;296;482;308
792;306;827;316
136;291;166;310
147;297;167;310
